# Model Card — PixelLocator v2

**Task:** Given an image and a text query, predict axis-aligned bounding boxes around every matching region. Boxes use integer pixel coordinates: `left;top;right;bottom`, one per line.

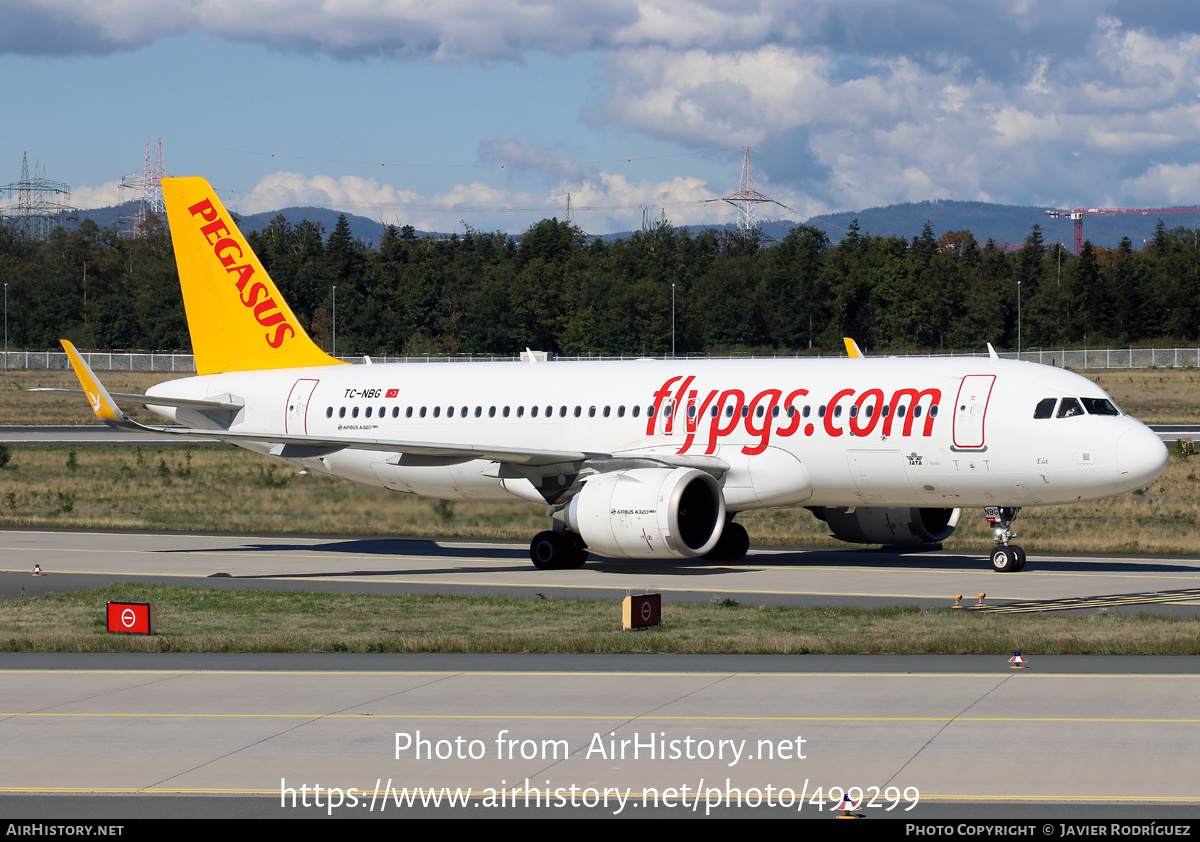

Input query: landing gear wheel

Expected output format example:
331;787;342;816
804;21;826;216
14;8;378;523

1011;545;1027;572
561;532;589;569
530;530;567;570
990;545;1019;573
703;521;750;561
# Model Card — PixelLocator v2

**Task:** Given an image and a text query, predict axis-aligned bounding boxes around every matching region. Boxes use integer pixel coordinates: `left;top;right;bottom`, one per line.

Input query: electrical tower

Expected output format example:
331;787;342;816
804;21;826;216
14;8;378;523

0;152;76;241
120;138;167;235
1045;205;1200;254
722;146;778;235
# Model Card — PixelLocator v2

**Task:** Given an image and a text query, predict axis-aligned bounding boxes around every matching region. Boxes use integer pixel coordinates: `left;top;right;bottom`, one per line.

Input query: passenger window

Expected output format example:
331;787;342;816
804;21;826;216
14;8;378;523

352;407;359;418
406;407;413;418
711;406;719;418
618;406;626;417
588;406;596;417
771;405;779;417
603;406;611;417
391;407;398;418
574;406;581;418
725;405;734;418
447;406;455;418
930;405;938;417
325;407;332;418
632;406;640;418
532;406;539;418
833;405;842;418
433;406;441;418
488;407;496;417
914;406;922;418
475;406;482;417
546;406;552;417
849;405;857;418
741;405;749;418
560;406;568;417
1034;398;1056;419
802;405;810;417
756;406;765;418
1057;398;1083;418
419;407;427;418
818;405;825;417
365;407;372;418
461;406;468;417
647;405;655;418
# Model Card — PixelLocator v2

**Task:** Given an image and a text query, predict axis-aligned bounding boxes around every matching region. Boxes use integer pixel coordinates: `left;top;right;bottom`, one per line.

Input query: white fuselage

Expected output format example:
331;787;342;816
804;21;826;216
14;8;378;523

145;356;1168;511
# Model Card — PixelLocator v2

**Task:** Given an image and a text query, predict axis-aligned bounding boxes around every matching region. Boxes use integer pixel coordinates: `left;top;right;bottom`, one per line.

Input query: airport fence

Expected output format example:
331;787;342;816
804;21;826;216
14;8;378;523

4;346;1200;372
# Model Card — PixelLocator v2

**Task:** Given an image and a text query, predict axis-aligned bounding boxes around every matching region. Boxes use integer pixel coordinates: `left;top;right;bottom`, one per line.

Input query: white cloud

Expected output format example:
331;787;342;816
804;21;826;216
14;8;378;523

236;172;420;215
71;180;125;210
228;169;731;234
1120;164;1200;206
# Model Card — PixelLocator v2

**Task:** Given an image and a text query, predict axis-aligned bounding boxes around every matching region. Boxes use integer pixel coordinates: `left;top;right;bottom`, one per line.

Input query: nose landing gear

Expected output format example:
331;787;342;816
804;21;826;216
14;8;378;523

985;506;1026;572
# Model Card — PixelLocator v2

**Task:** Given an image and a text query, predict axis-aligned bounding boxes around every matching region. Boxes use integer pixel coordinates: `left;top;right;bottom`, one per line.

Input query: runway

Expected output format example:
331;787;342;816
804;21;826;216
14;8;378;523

2;654;1200;819
3;527;1200;615
4;529;1200;819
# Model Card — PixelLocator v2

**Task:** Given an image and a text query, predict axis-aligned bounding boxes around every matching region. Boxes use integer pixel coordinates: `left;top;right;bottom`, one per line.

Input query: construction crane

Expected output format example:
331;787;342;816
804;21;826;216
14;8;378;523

1044;205;1200;254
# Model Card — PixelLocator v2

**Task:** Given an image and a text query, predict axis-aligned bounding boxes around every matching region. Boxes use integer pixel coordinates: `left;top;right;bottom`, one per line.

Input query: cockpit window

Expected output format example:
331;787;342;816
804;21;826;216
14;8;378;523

1081;397;1120;416
1056;397;1084;418
1034;397;1057;419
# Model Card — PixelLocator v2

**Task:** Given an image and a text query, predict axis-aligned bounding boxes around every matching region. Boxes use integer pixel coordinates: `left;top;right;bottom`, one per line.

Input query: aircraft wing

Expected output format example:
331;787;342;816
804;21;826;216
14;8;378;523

48;339;728;475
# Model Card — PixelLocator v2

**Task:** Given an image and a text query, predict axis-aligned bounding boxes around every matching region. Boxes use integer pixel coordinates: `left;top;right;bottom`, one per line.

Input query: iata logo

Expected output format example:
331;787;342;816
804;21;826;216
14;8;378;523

649;376;942;456
187;198;297;349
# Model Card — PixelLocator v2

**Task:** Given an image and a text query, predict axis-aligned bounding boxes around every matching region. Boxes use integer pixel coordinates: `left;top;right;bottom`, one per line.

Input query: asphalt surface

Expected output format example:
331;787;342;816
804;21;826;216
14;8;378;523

3;654;1200;820
4;528;1200;615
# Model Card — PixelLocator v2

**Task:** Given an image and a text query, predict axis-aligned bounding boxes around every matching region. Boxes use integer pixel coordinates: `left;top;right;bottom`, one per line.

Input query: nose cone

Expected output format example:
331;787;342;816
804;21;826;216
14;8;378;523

1116;425;1169;489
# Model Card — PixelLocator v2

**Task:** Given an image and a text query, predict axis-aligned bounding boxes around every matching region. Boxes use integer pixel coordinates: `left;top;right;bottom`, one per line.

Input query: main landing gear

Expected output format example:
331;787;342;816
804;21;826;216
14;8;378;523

529;530;589;570
703;520;750;561
985;506;1026;572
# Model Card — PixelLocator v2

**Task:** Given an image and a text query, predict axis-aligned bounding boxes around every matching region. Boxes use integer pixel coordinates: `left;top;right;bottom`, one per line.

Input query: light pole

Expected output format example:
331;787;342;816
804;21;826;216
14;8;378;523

671;283;675;359
4;282;7;372
1017;279;1022;359
332;285;337;358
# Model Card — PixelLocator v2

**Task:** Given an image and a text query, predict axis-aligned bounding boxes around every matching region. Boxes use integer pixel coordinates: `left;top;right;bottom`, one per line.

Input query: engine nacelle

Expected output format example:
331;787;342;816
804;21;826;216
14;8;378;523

809;506;961;547
563;468;726;559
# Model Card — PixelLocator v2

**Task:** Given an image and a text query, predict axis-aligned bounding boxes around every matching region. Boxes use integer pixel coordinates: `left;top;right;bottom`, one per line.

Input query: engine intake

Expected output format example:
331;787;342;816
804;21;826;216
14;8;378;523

563;468;726;558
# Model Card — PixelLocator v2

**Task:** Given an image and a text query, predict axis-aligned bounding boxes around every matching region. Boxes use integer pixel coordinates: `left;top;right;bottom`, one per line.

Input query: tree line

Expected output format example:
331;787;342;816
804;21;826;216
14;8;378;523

3;211;1199;357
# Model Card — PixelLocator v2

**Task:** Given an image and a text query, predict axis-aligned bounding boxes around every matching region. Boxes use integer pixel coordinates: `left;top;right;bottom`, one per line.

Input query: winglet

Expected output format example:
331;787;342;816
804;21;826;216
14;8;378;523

987;343;999;360
60;340;127;423
843;337;864;358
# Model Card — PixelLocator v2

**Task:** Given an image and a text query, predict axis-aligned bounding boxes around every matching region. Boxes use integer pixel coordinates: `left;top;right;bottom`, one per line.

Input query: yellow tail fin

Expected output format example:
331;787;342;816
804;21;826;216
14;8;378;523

162;177;344;375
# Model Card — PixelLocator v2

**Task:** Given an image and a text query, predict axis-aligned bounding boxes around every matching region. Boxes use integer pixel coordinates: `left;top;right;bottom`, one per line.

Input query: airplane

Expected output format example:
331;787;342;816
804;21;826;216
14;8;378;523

44;177;1169;573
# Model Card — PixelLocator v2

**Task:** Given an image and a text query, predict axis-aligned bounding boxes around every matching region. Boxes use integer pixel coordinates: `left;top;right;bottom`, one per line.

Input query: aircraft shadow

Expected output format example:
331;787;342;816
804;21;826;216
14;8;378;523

157;538;1200;578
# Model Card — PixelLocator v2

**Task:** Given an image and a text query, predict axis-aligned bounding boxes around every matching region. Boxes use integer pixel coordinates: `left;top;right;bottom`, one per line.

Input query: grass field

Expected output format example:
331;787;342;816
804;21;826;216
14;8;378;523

0;443;1197;553
4;584;1200;654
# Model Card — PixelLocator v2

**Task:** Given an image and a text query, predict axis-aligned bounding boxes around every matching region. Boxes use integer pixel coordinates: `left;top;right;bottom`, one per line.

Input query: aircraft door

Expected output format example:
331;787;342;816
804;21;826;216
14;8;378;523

286;379;320;435
953;374;995;450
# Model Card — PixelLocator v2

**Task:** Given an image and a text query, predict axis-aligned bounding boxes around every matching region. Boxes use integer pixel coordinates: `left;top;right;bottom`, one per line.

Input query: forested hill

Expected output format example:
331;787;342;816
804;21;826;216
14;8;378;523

68;198;1200;248
5;211;1200;359
609;201;1200;249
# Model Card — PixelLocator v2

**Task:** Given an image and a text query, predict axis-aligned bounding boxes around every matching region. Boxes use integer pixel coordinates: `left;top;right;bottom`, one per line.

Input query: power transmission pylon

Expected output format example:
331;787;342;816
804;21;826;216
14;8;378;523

721;146;777;235
0;153;76;241
120;138;167;235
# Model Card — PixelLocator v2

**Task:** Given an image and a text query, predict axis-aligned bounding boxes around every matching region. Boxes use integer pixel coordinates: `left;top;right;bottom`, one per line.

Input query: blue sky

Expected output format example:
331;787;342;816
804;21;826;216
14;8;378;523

4;1;1200;235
